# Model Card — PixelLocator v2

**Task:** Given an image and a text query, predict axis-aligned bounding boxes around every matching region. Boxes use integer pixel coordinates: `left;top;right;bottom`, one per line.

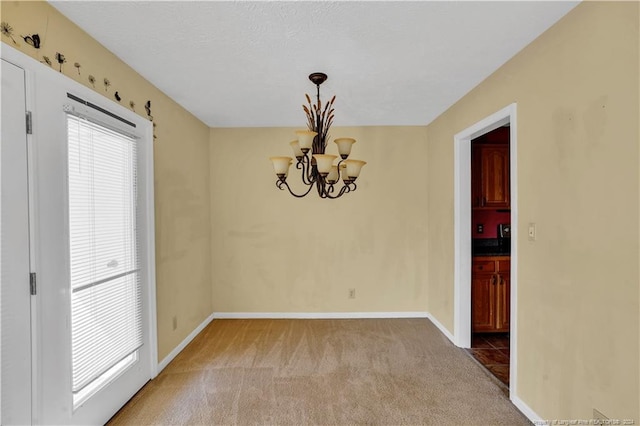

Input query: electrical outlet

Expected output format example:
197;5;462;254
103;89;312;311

348;288;356;299
172;316;178;331
477;223;484;234
528;223;536;241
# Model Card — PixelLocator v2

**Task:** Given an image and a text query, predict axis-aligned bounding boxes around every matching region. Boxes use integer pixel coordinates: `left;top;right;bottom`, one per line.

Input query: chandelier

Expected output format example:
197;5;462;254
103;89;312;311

269;73;366;199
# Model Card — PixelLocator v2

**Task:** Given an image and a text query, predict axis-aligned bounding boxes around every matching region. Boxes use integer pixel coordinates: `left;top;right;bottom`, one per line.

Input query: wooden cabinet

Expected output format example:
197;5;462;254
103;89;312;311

471;273;496;332
472;256;510;332
471;144;510;209
497;271;510;331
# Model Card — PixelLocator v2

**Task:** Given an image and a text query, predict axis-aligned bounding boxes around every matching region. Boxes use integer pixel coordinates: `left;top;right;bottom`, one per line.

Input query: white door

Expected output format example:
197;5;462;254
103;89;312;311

1;59;33;426
31;64;155;425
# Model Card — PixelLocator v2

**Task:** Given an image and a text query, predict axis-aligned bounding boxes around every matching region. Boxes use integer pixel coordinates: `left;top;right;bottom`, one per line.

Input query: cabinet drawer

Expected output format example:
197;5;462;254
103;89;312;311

497;260;510;272
473;261;495;273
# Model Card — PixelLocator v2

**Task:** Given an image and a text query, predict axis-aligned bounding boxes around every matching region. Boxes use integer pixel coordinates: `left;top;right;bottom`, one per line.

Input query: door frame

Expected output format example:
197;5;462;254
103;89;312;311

453;103;518;397
0;43;159;423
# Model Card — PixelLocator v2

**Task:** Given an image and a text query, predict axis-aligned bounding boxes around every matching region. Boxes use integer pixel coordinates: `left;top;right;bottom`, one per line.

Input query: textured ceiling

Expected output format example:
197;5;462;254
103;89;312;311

49;1;579;128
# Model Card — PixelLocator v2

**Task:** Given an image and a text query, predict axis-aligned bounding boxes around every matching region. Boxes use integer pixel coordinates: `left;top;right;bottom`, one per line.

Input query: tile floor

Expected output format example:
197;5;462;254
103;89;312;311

468;333;510;386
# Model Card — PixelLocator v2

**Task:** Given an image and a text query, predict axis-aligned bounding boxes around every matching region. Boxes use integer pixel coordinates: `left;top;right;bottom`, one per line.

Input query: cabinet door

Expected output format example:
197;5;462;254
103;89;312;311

480;145;510;208
496;273;510;332
471;273;497;332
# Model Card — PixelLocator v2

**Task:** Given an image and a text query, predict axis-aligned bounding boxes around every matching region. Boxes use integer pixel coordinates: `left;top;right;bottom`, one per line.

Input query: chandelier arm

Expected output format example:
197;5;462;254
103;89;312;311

296;156;314;186
326;183;335;194
280;180;315;198
304;155;317;184
325;183;350;199
315;174;332;198
316;178;325;197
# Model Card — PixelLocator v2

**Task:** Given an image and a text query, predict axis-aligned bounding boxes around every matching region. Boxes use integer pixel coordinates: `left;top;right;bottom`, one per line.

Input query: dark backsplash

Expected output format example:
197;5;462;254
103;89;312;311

472;238;511;256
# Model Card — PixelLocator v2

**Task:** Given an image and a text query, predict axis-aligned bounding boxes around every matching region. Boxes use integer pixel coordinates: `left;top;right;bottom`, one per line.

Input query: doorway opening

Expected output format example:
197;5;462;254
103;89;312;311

467;126;511;386
453;103;518;398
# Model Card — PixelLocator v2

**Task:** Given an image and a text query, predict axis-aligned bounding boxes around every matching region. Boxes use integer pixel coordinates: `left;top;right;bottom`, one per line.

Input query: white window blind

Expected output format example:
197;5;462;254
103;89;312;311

66;113;142;396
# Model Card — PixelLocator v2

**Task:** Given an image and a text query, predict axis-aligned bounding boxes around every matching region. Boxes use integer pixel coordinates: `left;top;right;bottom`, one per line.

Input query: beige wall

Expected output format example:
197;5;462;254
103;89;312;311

5;0;639;421
1;1;212;360
210;126;429;313
426;1;639;421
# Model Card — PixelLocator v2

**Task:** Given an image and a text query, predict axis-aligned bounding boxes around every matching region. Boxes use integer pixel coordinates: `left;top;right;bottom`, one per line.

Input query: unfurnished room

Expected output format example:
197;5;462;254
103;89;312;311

1;1;638;425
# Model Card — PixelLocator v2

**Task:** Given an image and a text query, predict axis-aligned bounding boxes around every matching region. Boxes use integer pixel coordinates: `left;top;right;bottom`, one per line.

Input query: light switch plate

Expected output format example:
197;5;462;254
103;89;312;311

528;223;536;241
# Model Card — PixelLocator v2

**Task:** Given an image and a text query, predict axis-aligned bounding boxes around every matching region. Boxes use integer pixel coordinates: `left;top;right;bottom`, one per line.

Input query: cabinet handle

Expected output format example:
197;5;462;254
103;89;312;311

491;275;496;285
497;275;502;285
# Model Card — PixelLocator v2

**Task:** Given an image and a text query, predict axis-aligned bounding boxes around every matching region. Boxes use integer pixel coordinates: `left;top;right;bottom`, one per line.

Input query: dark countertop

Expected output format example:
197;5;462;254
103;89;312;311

472;238;510;257
473;251;510;257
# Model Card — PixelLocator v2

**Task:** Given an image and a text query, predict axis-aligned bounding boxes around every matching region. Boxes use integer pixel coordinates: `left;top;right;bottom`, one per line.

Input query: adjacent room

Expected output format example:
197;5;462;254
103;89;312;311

1;1;638;425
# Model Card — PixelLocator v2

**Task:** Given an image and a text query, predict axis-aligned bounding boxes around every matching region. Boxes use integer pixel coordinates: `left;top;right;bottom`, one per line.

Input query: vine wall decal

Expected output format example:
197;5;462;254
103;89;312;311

55;52;66;72
22;33;40;48
1;21;18;44
2;17;160;142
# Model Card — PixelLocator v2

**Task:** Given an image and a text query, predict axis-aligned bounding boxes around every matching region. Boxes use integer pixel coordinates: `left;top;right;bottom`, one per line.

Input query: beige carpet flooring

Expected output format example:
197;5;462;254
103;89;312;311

107;318;530;425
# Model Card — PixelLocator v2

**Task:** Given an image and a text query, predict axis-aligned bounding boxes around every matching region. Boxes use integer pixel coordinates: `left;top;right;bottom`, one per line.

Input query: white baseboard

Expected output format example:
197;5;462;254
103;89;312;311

157;312;215;373
424;314;541;425
512;395;545;424
212;311;428;319
424;312;456;343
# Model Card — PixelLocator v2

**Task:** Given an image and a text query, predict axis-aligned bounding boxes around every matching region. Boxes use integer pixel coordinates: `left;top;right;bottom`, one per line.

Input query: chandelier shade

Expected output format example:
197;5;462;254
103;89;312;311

334;138;356;159
269;156;293;177
313;154;338;176
289;140;303;158
270;73;366;199
344;159;367;179
295;130;317;152
327;166;340;184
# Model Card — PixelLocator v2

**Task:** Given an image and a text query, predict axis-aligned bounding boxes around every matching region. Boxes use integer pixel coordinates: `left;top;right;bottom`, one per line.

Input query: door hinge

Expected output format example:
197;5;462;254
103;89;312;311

30;272;37;295
26;111;33;134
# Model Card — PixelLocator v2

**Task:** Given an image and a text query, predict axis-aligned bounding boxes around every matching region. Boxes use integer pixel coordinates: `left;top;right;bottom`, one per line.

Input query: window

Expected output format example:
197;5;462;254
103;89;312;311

66;114;142;407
